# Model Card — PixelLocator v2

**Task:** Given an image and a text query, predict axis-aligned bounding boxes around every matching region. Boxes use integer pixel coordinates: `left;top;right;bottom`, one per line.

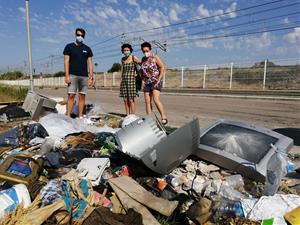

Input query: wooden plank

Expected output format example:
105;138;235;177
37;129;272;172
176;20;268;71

109;182;161;225
109;176;178;216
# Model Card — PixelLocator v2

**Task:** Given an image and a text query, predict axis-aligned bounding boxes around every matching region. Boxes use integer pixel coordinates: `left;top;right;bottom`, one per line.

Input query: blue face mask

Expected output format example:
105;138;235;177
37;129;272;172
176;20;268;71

123;51;131;57
76;36;84;43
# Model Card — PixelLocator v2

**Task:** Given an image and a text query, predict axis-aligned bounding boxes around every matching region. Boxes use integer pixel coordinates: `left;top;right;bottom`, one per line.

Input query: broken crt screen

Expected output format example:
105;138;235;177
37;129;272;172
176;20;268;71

200;123;278;164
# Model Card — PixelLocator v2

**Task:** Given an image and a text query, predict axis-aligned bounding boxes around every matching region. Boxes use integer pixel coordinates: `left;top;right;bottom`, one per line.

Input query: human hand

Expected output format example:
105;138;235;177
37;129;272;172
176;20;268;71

65;76;71;85
154;79;161;88
88;77;94;87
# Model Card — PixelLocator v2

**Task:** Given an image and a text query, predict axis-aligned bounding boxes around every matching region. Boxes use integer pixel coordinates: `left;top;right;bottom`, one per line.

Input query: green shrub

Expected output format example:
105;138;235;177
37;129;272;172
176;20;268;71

0;71;25;80
0;85;28;101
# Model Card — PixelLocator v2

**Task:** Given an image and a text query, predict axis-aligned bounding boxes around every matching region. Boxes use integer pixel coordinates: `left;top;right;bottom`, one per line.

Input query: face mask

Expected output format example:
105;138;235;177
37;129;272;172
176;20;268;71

123;51;131;57
76;36;84;43
144;51;151;58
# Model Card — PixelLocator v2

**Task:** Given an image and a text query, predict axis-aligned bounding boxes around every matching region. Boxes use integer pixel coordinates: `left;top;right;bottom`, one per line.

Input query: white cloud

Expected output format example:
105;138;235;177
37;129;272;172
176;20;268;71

127;0;139;7
169;9;179;21
169;3;185;22
107;0;118;3
195;39;214;48
226;2;237;18
285;28;300;44
79;0;87;3
18;7;26;14
245;33;272;51
58;16;71;26
197;4;210;18
39;37;60;44
283;18;289;24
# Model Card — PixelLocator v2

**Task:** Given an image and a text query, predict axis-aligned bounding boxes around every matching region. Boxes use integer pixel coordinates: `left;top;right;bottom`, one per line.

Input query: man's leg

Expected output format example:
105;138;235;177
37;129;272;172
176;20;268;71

66;94;75;117
78;93;86;117
66;75;77;117
78;76;88;118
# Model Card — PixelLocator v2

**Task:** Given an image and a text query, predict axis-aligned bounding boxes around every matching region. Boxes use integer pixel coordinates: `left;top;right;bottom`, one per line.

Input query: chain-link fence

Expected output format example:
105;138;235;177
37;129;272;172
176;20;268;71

1;58;299;90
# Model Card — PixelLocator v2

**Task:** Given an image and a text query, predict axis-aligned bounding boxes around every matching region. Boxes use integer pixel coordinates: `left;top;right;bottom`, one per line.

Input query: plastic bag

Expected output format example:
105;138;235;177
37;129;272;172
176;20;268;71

0;123;48;147
264;145;288;196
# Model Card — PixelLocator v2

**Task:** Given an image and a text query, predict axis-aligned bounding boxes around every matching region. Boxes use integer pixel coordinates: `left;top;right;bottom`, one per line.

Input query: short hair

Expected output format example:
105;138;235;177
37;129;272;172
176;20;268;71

141;42;152;50
121;43;133;53
75;28;86;37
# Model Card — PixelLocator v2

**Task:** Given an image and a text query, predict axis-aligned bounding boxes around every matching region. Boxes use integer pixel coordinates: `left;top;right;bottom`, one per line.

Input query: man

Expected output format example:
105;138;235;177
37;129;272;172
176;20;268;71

63;28;94;118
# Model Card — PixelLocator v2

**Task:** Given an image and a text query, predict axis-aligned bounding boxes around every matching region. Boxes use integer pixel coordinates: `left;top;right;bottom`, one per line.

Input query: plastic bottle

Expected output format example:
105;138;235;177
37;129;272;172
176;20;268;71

223;175;244;188
165;175;182;187
214;199;244;221
264;145;287;196
286;160;295;173
0;184;31;218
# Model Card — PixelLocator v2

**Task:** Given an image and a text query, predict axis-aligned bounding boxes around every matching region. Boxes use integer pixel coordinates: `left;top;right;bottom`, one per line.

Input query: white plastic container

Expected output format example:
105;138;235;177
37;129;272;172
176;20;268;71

0;184;31;219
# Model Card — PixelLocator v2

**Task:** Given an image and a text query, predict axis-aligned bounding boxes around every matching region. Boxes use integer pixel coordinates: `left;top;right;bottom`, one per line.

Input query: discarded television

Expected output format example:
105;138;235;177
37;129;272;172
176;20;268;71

193;119;294;182
116;116;200;174
22;91;57;121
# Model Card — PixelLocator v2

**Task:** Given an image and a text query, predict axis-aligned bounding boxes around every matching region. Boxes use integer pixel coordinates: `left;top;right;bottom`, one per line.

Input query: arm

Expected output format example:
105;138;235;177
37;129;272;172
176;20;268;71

64;55;71;84
133;56;141;64
154;55;165;82
87;57;94;86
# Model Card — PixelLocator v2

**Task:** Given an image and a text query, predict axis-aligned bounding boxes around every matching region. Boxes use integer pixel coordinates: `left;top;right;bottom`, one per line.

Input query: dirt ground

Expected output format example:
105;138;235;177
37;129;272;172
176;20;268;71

37;88;300;130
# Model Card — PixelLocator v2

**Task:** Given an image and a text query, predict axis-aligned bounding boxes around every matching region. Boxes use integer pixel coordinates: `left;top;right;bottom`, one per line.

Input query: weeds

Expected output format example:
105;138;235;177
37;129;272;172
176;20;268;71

0;85;28;101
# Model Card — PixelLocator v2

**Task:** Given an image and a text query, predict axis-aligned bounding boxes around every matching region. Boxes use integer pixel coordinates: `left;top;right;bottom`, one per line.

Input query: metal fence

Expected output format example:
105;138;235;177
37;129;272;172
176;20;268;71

1;58;299;90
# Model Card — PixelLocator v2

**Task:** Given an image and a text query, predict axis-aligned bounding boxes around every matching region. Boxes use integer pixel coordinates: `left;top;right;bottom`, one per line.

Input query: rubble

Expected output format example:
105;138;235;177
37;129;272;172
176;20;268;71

0;99;299;225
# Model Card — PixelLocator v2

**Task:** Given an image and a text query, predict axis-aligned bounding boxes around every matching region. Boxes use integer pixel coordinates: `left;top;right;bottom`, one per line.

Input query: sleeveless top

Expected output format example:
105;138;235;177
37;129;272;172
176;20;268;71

141;56;160;84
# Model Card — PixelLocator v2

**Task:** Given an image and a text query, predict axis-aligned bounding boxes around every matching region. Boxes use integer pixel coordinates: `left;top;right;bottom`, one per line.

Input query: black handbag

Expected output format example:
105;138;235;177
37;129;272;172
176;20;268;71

133;56;142;91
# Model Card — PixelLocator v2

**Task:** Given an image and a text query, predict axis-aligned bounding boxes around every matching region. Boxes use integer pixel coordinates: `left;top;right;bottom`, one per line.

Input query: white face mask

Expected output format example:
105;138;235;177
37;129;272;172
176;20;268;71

144;51;151;58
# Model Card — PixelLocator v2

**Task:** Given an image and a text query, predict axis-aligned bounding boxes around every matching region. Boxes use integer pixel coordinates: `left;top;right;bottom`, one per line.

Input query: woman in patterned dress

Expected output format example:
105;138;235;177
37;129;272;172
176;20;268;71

119;44;140;115
140;42;167;125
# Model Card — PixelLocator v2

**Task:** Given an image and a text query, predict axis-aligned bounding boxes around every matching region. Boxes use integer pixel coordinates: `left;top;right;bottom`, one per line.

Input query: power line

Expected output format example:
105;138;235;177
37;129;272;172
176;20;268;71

91;12;298;57
164;12;299;43
90;24;299;60
168;24;299;47
125;1;300;40
90;1;299;53
124;0;288;34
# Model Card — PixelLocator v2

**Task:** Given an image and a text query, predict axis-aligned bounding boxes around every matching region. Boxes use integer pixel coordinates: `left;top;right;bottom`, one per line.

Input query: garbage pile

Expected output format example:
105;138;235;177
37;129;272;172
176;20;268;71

0;101;299;225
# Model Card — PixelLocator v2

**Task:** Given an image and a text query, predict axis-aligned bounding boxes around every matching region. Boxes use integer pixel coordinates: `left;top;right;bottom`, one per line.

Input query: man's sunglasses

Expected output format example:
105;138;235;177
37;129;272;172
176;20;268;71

76;34;85;38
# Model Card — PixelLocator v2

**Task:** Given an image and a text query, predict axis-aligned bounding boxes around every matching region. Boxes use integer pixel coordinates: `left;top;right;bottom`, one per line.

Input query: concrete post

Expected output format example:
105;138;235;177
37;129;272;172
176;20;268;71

230;62;233;89
181;66;184;88
203;65;207;89
263;59;267;90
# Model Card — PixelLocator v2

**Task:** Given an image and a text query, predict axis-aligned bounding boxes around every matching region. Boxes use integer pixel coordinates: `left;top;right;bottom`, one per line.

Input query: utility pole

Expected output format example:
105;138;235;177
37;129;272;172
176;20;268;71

25;0;34;91
50;55;54;75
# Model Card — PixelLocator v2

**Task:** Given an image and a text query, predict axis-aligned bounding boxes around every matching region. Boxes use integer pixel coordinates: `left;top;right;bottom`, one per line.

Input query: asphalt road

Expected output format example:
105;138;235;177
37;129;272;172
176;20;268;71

37;88;300;129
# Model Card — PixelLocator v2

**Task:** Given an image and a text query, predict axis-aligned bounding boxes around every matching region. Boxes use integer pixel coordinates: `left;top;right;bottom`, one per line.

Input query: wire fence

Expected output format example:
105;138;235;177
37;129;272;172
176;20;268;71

1;58;299;90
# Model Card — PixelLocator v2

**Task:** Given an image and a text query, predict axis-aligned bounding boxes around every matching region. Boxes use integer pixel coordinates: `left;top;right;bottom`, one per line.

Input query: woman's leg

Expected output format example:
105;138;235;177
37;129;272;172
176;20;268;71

129;98;136;114
153;90;166;119
124;98;130;115
144;92;152;114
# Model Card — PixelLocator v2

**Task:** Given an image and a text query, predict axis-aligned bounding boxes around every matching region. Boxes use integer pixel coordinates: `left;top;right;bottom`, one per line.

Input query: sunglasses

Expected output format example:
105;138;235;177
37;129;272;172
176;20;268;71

76;34;84;38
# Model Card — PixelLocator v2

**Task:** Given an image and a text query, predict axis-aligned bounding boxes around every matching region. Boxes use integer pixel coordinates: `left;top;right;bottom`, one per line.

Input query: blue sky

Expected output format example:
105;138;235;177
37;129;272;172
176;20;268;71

0;0;299;74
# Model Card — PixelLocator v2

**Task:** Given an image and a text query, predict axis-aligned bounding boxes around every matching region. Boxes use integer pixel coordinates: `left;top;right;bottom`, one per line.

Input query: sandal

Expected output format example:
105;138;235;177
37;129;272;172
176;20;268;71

161;118;168;125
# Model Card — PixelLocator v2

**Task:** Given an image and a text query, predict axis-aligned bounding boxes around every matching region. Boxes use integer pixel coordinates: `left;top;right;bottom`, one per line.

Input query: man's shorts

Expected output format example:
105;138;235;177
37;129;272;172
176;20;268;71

143;81;163;92
68;75;88;95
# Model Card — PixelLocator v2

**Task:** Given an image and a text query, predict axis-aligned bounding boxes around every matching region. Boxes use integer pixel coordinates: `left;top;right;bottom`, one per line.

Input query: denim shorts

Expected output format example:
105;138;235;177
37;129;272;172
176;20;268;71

68;75;88;95
143;81;163;92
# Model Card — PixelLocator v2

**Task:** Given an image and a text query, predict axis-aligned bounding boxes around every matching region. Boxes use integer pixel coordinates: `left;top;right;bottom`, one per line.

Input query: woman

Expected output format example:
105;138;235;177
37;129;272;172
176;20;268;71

140;42;168;125
119;43;140;115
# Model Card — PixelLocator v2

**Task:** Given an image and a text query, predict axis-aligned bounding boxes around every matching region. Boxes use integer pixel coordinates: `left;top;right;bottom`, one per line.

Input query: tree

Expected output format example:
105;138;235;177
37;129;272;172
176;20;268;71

108;63;121;73
253;60;276;68
53;71;65;77
0;71;25;80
